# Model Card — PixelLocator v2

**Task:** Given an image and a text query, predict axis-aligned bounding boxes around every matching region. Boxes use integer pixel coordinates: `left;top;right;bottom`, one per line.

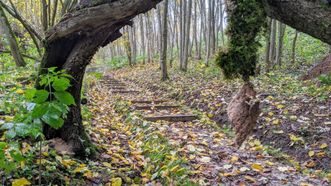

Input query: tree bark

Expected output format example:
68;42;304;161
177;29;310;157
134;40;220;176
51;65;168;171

40;0;162;157
262;0;331;45
291;30;299;64
160;0;169;81
268;19;276;66
265;18;271;73
275;21;286;67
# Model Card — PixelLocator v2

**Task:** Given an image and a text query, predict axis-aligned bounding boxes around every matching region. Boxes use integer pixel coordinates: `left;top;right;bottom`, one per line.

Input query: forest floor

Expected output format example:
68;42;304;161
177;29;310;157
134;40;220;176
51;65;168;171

0;63;330;185
112;63;331;170
74;62;330;185
75;72;327;185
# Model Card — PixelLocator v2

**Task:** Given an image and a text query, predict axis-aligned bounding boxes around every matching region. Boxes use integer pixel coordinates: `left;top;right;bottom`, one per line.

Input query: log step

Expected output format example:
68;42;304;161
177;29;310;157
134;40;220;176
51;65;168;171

130;100;168;104
111;90;140;94
106;83;126;86
110;86;126;90
132;105;180;110
144;114;198;122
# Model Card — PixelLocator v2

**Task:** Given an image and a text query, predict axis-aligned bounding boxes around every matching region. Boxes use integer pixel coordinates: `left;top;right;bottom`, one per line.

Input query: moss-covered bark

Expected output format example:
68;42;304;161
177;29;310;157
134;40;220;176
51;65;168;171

216;0;266;81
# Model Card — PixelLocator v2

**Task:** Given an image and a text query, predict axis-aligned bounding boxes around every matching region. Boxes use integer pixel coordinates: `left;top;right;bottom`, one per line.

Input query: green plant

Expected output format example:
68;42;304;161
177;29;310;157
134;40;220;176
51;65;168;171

318;73;331;85
0;67;75;175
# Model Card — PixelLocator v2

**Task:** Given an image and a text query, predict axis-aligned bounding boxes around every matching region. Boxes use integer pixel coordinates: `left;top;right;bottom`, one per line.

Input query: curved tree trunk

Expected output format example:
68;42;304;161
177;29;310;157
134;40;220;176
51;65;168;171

39;0;161;157
262;0;331;45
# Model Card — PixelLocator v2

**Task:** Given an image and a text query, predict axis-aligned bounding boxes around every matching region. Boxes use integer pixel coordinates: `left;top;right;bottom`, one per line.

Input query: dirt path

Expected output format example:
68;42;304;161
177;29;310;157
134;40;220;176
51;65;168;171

88;75;328;185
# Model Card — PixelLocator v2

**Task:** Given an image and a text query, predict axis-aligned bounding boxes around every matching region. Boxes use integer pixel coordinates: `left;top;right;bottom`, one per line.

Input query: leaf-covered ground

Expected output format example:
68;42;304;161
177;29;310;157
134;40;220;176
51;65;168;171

103;63;330;183
0;63;330;185
75;63;329;185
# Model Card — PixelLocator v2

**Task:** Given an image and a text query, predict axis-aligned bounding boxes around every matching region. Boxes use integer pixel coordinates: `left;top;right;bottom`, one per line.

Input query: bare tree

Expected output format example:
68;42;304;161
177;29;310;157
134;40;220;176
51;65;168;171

0;4;25;67
160;0;169;81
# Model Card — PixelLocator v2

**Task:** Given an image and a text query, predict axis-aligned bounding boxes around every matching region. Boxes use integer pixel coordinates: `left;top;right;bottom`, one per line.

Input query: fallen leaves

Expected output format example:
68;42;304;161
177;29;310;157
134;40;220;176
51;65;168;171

12;178;31;186
111;177;122;186
200;156;211;163
319;143;328;149
308;151;315;157
251;163;263;172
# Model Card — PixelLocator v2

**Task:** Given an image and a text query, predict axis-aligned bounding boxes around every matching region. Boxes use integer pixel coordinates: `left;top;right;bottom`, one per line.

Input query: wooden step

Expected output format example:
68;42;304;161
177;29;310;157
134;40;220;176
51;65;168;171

110;86;126;90
130;100;168;104
106;83;126;86
132;105;180;110
111;90;140;94
144;114;198;122
107;81;122;83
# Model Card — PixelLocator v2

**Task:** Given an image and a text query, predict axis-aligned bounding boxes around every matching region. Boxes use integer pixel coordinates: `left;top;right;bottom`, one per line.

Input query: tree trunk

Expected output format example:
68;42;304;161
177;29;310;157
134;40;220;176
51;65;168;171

139;15;146;64
261;0;331;45
275;21;286;67
265;18;271;73
291;30;299;64
183;0;192;70
205;0;212;66
39;0;162;157
160;0;169;81
268;19;276;66
0;4;26;67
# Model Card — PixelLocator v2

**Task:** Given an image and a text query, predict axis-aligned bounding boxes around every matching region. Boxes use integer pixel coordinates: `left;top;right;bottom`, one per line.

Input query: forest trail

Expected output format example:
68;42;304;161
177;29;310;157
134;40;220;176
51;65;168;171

86;75;327;185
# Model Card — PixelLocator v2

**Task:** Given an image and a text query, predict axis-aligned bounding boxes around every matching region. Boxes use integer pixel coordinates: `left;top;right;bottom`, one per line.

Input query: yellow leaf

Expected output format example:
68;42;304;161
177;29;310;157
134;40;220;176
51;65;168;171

327;173;331;182
308;151;314;157
12;178;31;186
268;112;274;117
112;177;122;186
100;128;109;133
316;152;326;157
16;89;24;94
319;143;328;149
170;165;179;172
289;134;303;143
83;170;93;178
230;156;239;163
207;113;214;118
36;159;47;165
73;164;87;173
251;163;263;172
220;172;234;177
61;159;76;168
272;119;280;125
103;162;112;168
276;104;285;109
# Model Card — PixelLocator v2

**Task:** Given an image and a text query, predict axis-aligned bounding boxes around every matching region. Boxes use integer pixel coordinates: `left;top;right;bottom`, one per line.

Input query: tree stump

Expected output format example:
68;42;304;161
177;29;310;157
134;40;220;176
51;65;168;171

227;82;260;147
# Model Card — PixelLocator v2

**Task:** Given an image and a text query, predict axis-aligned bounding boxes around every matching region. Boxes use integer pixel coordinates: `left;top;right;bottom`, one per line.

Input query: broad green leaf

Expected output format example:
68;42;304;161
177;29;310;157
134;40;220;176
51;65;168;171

25;88;36;100
14;123;30;136
34;90;49;103
0;142;6;149
54;91;75;106
0;123;14;130
10;150;25;162
6;130;16;139
32;103;49;119
52;77;71;91
42;114;64;129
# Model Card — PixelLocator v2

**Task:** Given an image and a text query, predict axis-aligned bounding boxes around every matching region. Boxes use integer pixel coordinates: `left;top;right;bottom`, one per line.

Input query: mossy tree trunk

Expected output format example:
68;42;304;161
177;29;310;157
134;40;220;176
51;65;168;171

39;0;162;157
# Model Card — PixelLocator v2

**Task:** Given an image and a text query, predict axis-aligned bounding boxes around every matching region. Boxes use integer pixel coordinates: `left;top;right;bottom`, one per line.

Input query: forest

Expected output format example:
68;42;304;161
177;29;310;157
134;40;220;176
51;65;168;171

0;0;330;185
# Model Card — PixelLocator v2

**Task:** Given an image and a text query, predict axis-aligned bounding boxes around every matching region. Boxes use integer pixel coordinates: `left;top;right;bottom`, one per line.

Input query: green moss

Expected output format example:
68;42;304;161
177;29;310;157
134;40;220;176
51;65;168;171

216;0;266;81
